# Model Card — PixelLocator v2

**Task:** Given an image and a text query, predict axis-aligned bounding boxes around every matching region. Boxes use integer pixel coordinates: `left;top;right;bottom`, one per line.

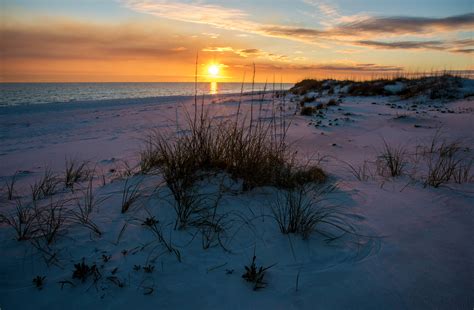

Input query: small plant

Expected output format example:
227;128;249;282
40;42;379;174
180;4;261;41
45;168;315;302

423;138;471;187
32;275;46;290
72;258;100;283
120;177;142;213
64;159;90;190
143;265;155;273
5;173;18;200
195;186;229;250
453;159;473;184
71;178;106;236
344;160;373;181
107;276;125;288
133;265;141;271
377;140;407;177
142;216;159;227
31;169;60;201
271;185;351;240
242;254;275;290
142;215;181;261
1;200;37;241
102;254;111;263
34;199;68;245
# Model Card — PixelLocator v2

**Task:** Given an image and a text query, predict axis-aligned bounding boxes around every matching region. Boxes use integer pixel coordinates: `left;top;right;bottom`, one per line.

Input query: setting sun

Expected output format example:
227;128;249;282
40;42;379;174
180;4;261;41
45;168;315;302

208;65;219;76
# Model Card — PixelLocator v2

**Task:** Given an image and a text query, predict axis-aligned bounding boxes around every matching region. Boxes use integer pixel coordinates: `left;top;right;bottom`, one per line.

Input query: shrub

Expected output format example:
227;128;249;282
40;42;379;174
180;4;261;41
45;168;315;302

299;96;315;106
300;106;315;116
348;81;389;96
290;79;323;95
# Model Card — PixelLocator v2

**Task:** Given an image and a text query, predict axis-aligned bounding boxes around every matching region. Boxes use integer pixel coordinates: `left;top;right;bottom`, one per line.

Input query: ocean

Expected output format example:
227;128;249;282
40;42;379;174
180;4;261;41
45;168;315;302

0;82;293;107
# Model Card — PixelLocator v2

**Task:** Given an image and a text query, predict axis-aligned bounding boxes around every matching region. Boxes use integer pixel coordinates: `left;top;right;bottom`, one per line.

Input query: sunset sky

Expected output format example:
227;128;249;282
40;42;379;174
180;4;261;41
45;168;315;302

1;0;473;82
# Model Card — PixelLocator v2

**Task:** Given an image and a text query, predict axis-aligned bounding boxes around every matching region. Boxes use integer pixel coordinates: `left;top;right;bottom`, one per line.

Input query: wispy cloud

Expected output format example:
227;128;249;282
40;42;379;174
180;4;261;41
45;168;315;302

356;39;473;53
301;0;341;26
122;0;474;54
258;62;404;72
202;46;288;61
334;13;474;36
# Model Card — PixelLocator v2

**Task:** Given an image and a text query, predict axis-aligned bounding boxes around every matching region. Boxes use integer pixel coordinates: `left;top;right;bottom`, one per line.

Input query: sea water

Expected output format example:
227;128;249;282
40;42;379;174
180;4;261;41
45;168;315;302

0;82;292;107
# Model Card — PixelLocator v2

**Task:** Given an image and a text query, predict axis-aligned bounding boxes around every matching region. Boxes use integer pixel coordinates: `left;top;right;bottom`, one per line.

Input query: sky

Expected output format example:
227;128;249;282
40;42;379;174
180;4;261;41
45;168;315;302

1;0;473;82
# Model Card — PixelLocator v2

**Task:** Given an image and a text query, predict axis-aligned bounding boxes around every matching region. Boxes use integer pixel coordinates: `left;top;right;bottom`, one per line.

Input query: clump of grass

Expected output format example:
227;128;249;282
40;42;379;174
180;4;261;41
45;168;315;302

242;252;275;290
152;133;204;229
71;178;106;236
64;159;90;190
31;169;60;201
0;200;37;241
120;177;142;213
422;137;472;187
140;139;163;174
34;199;68;245
141;93;314;193
271;185;351;240
376;140;407;177
344;160;373;181
453;159;473;184
279;165;327;189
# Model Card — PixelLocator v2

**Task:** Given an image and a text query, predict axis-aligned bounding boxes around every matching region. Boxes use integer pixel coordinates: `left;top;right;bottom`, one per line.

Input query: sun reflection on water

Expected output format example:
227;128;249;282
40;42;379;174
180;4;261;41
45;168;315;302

209;81;217;95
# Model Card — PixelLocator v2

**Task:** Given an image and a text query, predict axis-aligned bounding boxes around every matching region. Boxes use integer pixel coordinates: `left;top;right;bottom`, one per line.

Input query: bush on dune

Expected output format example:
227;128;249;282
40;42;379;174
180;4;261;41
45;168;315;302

142;104;326;194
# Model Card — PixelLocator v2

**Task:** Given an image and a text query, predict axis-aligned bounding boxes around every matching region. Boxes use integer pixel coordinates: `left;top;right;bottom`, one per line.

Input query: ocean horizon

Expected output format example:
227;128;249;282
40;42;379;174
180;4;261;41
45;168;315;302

0;82;293;107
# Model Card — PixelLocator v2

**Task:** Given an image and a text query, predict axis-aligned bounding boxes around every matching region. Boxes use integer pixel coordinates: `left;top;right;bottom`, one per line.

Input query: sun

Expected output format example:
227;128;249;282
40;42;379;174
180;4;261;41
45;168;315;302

208;64;219;76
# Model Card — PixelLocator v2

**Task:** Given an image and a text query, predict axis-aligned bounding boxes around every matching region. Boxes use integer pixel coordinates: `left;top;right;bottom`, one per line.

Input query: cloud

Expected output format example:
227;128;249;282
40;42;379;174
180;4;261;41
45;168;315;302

355;39;473;53
122;0;474;51
256;62;404;72
301;0;341;26
0;21;199;61
356;40;446;50
121;0;252;32
202;46;235;52
201;46;288;61
334;13;474;36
